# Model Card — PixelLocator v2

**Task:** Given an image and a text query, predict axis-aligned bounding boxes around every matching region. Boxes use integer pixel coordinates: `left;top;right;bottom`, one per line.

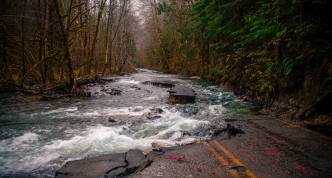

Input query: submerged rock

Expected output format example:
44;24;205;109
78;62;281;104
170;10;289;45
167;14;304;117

147;116;162;120
110;89;122;95
155;108;164;113
131;85;139;89
108;118;117;123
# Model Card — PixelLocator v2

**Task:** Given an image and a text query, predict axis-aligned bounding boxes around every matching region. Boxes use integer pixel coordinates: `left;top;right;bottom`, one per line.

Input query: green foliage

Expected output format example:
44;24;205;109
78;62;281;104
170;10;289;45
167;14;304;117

147;0;332;97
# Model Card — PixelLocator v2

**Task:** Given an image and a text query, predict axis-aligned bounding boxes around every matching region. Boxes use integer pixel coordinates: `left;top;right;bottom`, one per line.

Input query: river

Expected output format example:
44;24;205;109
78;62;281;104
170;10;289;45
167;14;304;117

0;69;258;177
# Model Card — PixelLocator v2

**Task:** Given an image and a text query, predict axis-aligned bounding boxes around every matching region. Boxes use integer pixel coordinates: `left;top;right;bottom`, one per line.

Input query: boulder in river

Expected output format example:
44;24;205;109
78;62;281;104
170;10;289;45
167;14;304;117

147;116;162;120
110;89;122;95
108;117;117;123
167;85;196;105
154;108;164;113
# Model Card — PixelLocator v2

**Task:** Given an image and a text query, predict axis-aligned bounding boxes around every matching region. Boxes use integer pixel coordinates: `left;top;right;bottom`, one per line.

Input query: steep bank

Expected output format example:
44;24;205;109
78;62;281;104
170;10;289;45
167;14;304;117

230;85;332;135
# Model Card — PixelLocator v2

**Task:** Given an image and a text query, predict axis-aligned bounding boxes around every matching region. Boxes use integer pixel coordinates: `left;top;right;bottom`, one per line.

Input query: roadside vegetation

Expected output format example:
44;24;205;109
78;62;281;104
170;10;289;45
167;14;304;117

135;0;332;130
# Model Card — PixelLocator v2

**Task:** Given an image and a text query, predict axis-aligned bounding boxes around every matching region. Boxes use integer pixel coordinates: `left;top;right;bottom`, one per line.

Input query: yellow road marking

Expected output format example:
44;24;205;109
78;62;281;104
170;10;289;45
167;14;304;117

213;140;257;178
203;142;240;177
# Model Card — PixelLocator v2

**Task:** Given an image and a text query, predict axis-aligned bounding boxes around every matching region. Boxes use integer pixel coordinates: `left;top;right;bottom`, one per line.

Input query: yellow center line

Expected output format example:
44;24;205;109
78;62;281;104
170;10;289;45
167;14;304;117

203;142;240;178
213;140;257;178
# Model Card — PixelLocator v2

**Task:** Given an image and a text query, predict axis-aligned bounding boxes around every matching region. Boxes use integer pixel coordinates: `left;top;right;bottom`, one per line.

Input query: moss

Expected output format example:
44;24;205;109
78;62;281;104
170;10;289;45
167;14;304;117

312;115;332;127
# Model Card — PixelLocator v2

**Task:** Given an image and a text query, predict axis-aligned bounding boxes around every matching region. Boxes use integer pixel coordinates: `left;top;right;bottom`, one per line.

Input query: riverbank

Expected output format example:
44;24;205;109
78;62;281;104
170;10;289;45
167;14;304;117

0;71;137;106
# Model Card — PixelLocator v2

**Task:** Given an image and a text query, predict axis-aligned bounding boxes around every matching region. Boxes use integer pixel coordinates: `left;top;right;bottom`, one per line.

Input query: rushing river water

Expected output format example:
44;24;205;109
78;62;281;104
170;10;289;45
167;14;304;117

0;69;258;177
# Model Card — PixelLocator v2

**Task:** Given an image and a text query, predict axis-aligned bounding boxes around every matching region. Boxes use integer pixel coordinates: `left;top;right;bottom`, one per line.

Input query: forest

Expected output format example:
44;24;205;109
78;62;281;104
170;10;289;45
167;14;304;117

0;0;137;91
1;0;332;119
135;0;332;120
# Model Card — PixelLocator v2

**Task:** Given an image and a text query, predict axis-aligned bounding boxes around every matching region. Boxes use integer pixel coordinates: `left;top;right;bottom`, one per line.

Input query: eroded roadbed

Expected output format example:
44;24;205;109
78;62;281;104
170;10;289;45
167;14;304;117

56;115;332;178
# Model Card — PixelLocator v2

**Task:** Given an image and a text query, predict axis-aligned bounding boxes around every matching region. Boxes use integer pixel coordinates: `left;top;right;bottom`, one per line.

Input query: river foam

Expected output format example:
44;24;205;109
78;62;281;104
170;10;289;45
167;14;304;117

0;69;257;177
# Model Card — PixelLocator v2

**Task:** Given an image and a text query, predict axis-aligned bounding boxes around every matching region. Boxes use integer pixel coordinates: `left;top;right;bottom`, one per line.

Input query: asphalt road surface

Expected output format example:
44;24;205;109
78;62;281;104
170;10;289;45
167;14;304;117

56;115;332;178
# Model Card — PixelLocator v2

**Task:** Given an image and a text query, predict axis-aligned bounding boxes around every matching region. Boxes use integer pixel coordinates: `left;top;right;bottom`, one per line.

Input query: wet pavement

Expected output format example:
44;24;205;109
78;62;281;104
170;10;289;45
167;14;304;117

56;115;332;178
132;115;332;178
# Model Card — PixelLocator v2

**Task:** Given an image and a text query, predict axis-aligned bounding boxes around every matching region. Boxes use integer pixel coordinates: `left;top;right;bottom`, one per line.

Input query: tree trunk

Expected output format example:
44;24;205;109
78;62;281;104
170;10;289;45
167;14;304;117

21;0;27;88
0;0;7;77
53;0;74;88
102;0;113;76
87;0;107;75
152;0;169;71
37;0;46;84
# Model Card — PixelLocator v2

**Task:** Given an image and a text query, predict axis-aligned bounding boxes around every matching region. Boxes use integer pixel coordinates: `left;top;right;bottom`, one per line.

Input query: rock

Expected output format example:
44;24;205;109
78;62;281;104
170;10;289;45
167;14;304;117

101;78;114;82
212;129;227;136
155;108;163;113
146;116;162;120
183;132;191;136
131;85;139;89
151;142;171;149
110;89;122;95
105;167;126;178
180;142;194;146
55;153;126;178
101;88;110;92
243;96;249;101
271;101;299;118
108;117;117;123
294;108;305;119
133;108;144;112
119;121;127;125
125;149;145;173
190;76;201;79
191;128;208;137
259;108;272;115
142;81;175;88
143;148;153;155
194;137;201;143
141;112;151;117
167;85;196;105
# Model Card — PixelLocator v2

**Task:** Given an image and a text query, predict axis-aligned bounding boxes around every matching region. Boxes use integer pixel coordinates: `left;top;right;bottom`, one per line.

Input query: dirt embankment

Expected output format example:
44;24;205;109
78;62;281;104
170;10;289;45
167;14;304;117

230;86;332;135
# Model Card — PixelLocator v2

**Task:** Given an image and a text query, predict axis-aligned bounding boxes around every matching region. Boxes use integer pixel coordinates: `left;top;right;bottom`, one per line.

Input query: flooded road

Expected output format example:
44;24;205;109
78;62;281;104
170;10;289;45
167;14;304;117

0;69;257;177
